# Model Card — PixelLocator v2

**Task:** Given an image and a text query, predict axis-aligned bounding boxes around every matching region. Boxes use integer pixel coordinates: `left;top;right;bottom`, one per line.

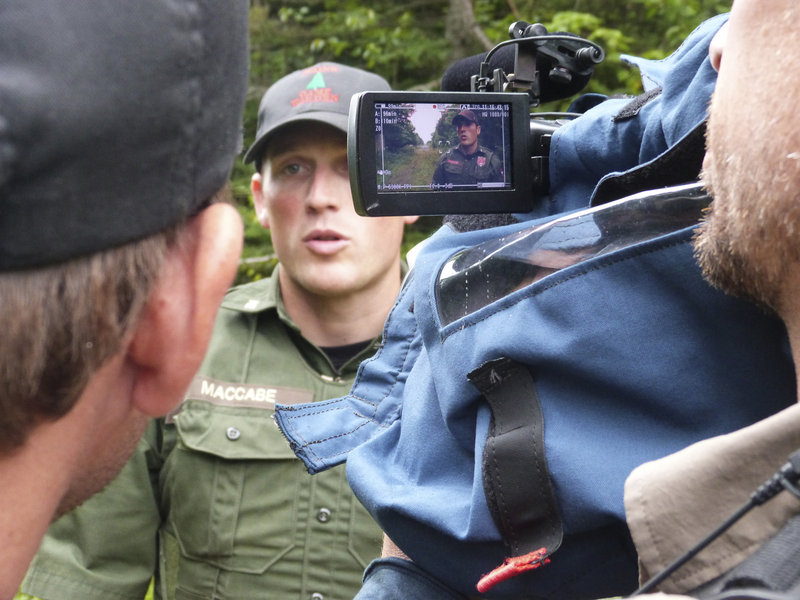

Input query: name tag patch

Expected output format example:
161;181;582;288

183;375;313;410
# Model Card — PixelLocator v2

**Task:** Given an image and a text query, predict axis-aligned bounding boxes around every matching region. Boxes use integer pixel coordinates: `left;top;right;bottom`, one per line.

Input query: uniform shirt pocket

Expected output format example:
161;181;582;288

164;400;299;572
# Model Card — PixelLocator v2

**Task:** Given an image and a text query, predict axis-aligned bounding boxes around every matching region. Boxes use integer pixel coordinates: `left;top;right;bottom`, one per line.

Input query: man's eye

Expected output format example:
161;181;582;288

282;163;304;176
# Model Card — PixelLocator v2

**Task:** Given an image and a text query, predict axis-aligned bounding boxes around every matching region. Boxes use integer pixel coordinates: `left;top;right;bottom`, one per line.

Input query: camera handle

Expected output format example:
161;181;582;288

470;23;604;107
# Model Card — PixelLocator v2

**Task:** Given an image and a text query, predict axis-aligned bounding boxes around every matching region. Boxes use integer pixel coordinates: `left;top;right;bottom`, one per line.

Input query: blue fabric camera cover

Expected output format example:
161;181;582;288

275;14;795;599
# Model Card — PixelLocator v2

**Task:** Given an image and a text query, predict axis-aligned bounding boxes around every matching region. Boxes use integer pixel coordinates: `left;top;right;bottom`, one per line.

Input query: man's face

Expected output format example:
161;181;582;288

456;119;480;153
696;1;800;314
253;123;416;300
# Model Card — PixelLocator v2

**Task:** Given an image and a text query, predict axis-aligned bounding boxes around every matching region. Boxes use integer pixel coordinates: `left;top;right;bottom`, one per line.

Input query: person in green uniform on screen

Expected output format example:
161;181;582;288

431;110;504;188
21;62;418;600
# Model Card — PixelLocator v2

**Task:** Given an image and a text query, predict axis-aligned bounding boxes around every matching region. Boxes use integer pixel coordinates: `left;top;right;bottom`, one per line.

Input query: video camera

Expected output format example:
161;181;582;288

348;22;604;216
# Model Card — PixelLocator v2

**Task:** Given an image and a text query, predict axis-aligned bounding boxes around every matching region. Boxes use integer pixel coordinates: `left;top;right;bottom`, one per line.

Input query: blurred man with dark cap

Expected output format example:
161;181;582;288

22;62;417;600
432;109;504;187
0;0;248;597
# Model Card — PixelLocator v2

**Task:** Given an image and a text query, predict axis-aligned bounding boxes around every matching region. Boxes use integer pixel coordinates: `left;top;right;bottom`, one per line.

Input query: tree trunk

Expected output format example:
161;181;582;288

446;0;494;62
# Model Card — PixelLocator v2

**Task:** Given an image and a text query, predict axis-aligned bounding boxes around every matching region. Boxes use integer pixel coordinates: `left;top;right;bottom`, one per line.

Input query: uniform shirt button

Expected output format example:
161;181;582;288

226;426;241;441
316;508;332;523
311;594;325;600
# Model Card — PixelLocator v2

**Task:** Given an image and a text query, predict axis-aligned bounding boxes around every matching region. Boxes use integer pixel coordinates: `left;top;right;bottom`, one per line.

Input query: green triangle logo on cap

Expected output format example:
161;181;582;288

307;72;326;90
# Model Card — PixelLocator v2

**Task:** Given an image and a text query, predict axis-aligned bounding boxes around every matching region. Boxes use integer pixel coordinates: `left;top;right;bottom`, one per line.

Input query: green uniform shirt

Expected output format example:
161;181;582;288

22;269;384;600
431;144;504;187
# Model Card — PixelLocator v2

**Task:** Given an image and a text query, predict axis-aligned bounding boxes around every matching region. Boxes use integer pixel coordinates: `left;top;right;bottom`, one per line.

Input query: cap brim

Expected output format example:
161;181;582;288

243;111;350;164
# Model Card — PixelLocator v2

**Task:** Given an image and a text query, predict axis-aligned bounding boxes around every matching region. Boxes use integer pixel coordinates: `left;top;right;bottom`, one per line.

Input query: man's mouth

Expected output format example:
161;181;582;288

303;230;349;255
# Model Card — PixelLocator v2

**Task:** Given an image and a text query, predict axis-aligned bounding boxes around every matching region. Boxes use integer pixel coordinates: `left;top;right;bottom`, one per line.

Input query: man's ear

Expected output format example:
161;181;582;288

251;173;270;229
126;202;244;417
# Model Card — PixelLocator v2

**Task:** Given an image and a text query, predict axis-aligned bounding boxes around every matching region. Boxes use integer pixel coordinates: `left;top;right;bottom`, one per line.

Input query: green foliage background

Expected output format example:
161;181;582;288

235;0;730;284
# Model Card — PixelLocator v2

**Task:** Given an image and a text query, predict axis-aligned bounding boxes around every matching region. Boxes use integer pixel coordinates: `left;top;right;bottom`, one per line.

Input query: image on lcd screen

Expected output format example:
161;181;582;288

374;102;513;193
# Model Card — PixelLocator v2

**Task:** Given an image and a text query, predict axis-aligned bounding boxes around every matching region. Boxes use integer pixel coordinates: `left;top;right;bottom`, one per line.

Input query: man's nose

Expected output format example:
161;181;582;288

306;168;346;211
708;22;728;72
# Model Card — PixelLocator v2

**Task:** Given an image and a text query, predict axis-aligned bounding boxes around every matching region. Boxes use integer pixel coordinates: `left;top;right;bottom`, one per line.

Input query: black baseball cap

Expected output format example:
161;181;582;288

453;110;479;126
0;0;249;271
244;62;391;168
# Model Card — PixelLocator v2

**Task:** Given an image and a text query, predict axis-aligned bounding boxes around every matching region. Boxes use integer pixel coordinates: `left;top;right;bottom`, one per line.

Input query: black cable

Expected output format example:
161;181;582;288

628;449;800;596
630;501;754;595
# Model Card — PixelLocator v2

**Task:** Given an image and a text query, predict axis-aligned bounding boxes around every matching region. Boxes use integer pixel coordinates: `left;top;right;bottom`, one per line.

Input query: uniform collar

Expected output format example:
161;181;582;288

220;267;303;338
455;145;483;158
220;267;282;314
219;264;406;376
222;261;408;315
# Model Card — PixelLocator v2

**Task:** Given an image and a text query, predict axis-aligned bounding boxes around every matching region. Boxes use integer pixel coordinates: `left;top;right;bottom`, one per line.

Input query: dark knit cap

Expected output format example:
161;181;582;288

0;0;250;271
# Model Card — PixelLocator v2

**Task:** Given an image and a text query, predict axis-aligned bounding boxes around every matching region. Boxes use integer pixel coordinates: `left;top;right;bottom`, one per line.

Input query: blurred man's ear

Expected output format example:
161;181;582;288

126;202;243;417
251;173;270;229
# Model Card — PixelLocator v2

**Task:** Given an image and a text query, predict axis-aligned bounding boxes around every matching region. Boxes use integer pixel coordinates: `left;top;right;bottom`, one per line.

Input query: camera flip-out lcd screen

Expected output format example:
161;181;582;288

349;91;533;216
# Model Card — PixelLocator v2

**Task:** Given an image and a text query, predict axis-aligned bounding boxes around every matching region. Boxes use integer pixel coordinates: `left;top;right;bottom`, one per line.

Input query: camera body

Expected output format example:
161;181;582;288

349;91;549;216
347;23;603;216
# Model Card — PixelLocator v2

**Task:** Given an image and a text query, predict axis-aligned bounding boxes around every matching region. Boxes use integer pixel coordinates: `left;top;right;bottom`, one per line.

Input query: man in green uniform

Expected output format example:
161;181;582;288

432;110;504;188
21;63;417;600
